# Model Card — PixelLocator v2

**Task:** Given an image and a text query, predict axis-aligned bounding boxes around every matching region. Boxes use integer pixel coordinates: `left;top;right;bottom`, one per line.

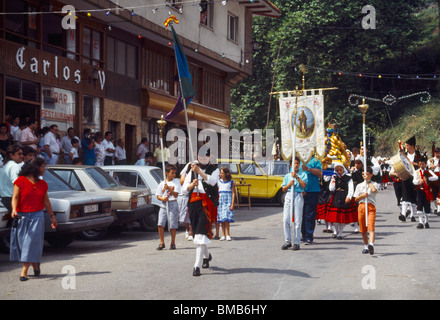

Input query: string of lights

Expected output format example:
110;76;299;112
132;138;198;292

0;0;254;16
304;65;440;81
348;91;432;107
0;0;258;62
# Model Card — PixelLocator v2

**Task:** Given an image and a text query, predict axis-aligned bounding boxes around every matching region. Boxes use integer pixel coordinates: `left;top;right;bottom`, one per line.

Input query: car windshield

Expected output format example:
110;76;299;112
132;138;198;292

85;167;119;189
43;170;74;192
150;168;164;184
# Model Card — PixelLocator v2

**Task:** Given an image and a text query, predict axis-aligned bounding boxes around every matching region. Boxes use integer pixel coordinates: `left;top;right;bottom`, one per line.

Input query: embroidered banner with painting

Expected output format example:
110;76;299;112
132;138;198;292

279;90;325;163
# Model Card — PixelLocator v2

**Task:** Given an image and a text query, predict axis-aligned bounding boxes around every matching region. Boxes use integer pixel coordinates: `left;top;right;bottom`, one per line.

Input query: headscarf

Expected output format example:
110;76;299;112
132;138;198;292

333;161;349;177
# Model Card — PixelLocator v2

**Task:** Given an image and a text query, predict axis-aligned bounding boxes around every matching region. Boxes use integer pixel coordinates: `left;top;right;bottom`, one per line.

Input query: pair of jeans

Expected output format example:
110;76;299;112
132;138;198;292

302;192;320;242
283;191;304;245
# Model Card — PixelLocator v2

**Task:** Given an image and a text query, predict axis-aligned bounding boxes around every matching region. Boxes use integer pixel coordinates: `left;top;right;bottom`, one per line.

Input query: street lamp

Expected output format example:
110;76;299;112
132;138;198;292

358;98;369;226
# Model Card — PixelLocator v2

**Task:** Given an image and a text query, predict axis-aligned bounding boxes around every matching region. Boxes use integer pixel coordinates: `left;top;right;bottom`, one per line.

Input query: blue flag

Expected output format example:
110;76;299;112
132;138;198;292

165;26;196;120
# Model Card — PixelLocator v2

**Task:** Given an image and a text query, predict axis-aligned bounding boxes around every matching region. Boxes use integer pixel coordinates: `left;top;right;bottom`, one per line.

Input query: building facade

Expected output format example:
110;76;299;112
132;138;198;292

0;0;279;164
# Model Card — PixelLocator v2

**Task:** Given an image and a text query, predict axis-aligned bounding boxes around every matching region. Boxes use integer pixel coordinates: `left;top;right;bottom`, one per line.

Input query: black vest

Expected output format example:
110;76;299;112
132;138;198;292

188;163;219;207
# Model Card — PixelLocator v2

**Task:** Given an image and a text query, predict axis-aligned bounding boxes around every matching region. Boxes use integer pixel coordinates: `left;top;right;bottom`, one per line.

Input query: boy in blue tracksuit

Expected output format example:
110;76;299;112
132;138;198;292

281;156;308;251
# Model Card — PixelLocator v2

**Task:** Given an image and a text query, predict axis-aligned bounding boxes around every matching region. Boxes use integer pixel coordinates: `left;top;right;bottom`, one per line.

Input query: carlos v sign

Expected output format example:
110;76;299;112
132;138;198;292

15;46;105;90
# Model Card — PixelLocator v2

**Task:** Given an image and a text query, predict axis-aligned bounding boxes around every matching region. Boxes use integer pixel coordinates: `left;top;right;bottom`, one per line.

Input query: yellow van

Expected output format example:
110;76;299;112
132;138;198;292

217;159;286;205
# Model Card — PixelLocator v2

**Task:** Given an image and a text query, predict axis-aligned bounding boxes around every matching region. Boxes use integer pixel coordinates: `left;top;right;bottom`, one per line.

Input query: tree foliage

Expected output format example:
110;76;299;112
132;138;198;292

231;0;436;152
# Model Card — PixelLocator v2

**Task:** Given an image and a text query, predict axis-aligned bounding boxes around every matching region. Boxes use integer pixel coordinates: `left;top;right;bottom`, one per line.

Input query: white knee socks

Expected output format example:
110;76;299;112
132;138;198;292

194;244;209;269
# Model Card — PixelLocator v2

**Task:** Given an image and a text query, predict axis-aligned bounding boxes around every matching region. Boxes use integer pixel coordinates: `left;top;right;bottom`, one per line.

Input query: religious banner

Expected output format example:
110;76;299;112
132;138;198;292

279;89;325;163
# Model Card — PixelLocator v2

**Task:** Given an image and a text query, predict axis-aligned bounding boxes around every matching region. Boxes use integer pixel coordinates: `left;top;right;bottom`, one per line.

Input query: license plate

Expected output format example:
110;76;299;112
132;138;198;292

137;197;146;206
84;204;99;213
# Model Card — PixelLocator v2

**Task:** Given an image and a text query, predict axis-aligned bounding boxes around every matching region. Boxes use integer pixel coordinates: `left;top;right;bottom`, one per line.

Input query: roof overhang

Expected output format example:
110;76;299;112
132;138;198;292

239;0;281;18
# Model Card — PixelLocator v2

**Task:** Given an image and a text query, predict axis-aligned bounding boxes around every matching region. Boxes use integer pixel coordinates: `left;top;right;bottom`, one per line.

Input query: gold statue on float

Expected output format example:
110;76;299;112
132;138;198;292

321;119;350;170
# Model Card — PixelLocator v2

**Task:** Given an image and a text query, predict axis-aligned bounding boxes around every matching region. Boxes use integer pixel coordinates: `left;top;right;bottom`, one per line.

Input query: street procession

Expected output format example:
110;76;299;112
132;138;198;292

1;0;440;302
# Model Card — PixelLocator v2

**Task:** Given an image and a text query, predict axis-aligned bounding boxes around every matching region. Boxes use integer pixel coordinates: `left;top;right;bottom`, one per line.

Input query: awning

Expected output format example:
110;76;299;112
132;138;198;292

142;90;230;131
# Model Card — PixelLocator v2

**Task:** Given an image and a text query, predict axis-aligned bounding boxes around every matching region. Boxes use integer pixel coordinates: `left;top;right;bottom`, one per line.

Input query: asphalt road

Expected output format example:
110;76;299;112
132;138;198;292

1;186;440;302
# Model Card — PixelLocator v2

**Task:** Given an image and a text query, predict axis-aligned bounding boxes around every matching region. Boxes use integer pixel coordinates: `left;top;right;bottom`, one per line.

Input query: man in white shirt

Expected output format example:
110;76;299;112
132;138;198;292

102;131;115;165
43;124;60;164
136;138;149;160
61;127;81;164
0;145;23;213
20;120;39;151
115;139;127;165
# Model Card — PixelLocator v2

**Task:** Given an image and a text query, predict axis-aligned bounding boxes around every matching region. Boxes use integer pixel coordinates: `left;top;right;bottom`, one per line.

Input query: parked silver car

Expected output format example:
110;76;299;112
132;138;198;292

0;170;114;252
47;165;154;238
103;165;164;231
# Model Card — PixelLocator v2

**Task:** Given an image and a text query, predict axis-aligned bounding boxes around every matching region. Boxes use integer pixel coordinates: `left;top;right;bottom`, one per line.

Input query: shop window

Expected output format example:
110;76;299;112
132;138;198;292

5;76;39;103
83;95;101;132
107;37;115;72
142;49;170;92
107;36;138;78
227;13;238;42
42;13;64;56
41;86;76;133
5;0;39;47
204;71;224;109
83;27;102;67
200;0;214;29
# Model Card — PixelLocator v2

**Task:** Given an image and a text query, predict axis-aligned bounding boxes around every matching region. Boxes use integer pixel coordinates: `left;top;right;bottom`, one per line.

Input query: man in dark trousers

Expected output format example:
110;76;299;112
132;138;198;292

301;155;323;245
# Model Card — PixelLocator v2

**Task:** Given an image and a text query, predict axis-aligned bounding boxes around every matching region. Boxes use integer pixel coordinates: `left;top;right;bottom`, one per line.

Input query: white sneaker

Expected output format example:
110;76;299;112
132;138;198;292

187;235;193;241
226;236;232;241
185;231;189;239
219;236;226;241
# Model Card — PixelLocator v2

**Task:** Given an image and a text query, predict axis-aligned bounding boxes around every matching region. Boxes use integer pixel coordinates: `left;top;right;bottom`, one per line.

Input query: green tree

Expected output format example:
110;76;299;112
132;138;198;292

231;0;427;151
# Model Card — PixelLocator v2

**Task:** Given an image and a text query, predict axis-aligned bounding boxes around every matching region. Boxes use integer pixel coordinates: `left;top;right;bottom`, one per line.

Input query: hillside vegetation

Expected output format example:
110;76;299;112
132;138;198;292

373;98;440;157
231;0;440;157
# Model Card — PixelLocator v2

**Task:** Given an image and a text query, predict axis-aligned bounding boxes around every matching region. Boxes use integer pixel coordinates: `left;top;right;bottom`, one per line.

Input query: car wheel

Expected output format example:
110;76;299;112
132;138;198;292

46;234;76;248
78;228;108;241
0;235;10;254
139;206;159;232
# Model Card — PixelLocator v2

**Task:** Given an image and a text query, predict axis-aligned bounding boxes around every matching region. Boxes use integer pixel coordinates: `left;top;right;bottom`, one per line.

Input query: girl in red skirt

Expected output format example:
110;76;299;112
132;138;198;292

316;175;333;233
326;162;358;239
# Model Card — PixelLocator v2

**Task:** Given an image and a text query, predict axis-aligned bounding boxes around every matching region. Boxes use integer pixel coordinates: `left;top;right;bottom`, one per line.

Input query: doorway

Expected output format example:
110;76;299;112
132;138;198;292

125;124;135;164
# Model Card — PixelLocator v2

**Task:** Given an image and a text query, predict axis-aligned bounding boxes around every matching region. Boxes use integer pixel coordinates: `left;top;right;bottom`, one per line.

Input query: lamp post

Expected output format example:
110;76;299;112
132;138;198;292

358;99;369;226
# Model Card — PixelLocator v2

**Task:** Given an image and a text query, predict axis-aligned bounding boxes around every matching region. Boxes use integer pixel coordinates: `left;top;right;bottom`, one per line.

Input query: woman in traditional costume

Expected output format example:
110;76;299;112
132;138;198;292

326;162;358;239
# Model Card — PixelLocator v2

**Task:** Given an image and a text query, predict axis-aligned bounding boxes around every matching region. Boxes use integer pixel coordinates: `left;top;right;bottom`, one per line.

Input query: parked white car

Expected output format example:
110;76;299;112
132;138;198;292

0;170;114;253
103;165;164;231
47;165;154;238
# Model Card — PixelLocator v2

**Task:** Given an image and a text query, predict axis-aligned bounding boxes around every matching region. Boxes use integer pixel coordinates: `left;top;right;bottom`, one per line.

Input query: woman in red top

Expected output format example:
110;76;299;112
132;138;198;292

10;158;57;281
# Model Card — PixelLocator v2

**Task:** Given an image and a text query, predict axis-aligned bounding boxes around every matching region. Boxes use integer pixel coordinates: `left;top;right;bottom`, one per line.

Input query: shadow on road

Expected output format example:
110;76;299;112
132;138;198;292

209;266;312;278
